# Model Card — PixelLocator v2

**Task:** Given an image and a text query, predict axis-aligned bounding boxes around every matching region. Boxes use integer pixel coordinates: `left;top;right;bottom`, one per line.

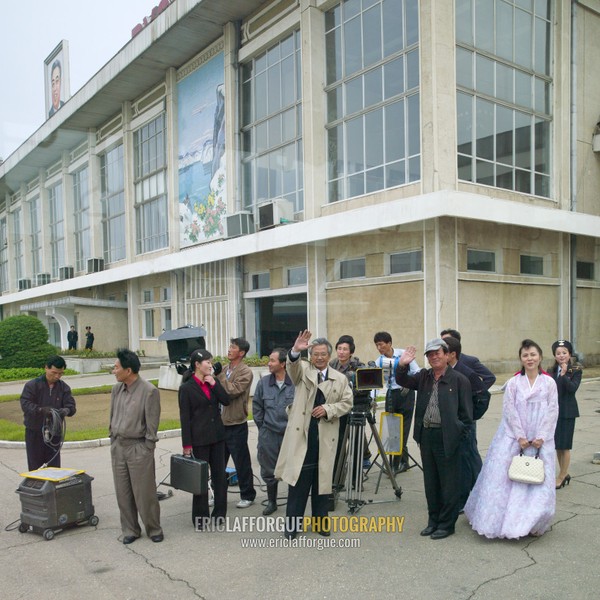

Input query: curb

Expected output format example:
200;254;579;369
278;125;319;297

0;428;183;449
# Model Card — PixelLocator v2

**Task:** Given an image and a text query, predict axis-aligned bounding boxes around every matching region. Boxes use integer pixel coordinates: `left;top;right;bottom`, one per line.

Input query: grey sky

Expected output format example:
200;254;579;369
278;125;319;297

0;0;154;161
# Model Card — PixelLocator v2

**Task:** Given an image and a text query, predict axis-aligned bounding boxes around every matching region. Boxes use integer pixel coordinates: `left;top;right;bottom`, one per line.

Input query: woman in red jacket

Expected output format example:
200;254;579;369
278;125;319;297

178;349;230;527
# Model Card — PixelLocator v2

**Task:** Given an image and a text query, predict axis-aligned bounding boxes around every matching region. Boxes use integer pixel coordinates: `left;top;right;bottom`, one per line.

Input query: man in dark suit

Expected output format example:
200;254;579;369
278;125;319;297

440;329;496;391
444;336;488;511
396;339;472;540
67;325;78;350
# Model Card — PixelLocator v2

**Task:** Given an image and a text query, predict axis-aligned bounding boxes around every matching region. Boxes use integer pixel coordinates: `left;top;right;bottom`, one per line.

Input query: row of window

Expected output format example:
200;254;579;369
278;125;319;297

248;249;597;292
268;250;595;281
0;114;167;292
1;0;557;293
467;249;596;280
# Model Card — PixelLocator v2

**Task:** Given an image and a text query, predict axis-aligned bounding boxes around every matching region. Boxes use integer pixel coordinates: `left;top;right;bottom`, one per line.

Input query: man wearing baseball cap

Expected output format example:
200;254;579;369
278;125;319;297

395;338;472;539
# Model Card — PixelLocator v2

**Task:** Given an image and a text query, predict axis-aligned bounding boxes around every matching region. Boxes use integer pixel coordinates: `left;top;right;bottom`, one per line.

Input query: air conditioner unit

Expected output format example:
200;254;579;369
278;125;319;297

257;198;294;231
36;273;51;286
224;211;254;238
59;266;74;280
18;278;32;291
87;258;105;274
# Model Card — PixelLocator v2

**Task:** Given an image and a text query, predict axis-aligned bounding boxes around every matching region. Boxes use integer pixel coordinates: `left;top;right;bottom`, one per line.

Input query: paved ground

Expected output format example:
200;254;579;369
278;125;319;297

0;375;599;600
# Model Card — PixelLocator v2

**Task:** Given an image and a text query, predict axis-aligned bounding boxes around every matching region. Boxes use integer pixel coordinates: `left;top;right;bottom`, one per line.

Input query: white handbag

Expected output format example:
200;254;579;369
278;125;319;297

508;449;545;485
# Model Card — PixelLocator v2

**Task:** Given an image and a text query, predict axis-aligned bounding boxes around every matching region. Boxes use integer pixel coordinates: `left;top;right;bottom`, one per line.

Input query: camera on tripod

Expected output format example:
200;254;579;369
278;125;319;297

350;367;384;412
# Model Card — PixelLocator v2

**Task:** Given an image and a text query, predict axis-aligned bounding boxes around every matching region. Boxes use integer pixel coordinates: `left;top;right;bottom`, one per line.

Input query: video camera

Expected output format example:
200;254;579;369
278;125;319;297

349;366;384;412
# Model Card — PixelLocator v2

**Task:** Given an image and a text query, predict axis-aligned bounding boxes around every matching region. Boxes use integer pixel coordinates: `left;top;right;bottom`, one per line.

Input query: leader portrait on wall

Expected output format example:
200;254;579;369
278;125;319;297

45;41;71;119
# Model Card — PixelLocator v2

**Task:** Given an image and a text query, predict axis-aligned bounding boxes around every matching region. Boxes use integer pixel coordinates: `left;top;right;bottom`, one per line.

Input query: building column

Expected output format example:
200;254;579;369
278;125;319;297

423;217;458;342
300;0;326;220
420;0;458;194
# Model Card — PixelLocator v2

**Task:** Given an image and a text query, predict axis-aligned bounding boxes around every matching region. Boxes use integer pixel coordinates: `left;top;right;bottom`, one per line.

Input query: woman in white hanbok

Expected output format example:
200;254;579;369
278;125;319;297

464;339;558;539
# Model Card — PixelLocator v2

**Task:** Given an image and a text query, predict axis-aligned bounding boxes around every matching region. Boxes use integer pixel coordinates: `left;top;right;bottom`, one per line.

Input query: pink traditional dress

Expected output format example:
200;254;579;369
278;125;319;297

464;372;558;538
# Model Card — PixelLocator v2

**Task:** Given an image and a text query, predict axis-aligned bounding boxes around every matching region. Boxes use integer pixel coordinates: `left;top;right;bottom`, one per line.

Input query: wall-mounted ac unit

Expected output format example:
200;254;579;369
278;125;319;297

87;258;105;274
18;278;32;291
257;198;294;231
36;273;51;286
59;266;74;280
225;211;254;238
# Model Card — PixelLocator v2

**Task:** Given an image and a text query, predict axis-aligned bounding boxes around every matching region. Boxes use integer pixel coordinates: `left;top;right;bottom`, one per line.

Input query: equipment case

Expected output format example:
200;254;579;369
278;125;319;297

170;454;209;495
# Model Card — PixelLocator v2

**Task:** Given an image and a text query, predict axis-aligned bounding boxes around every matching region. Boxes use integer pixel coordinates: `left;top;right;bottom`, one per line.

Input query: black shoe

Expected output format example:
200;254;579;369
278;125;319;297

420;526;437;537
263;501;278;516
430;529;454;540
150;533;164;543
395;462;409;474
284;531;297;540
317;529;331;537
122;535;139;545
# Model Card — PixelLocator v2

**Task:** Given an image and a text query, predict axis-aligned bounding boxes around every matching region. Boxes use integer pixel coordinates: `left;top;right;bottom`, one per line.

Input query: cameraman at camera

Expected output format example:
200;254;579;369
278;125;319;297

329;335;373;475
20;355;76;470
373;331;421;473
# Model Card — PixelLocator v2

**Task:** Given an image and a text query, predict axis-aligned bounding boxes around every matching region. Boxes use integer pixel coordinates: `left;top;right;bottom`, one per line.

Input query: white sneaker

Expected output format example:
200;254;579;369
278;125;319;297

236;499;254;508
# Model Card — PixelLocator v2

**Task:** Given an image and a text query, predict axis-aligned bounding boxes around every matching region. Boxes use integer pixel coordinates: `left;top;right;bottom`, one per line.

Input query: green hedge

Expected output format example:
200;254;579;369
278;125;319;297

0;367;78;382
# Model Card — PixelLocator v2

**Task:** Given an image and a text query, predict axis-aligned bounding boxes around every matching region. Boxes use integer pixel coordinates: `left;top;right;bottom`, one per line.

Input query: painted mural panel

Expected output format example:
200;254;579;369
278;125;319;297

178;52;226;247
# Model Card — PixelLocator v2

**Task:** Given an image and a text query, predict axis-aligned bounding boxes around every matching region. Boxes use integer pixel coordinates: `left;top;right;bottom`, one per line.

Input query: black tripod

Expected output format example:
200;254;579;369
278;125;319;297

333;405;402;514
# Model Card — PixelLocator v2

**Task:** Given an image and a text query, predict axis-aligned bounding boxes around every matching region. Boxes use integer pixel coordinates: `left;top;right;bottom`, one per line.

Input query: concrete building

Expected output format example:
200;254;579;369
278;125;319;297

0;0;599;369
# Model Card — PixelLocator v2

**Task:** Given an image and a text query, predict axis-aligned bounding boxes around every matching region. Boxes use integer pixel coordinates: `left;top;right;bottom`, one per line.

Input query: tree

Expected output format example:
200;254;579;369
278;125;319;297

0;315;59;368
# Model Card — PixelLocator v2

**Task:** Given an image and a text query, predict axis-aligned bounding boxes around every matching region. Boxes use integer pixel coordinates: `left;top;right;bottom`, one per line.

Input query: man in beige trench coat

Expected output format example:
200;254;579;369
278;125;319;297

275;330;352;539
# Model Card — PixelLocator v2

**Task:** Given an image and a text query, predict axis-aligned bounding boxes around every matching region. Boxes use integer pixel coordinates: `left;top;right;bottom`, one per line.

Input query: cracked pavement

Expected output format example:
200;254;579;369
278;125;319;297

1;380;599;600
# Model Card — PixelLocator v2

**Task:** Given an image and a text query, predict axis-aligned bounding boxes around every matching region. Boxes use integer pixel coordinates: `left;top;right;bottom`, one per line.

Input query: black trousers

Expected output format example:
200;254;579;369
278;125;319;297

385;388;415;466
224;422;256;501
25;428;60;471
459;423;482;508
285;417;329;534
191;441;227;524
419;427;461;531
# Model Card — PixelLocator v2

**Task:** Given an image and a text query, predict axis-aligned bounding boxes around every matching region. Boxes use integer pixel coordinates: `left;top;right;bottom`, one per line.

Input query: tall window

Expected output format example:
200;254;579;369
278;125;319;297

134;114;168;254
73;166;91;272
101;145;126;263
29;197;42;275
48;184;65;279
456;0;552;197
0;218;8;292
241;30;303;213
143;309;155;338
325;0;420;202
12;208;23;282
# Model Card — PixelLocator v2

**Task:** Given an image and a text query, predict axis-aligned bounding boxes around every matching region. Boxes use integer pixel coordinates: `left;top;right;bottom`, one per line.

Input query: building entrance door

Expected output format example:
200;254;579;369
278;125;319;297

255;293;306;357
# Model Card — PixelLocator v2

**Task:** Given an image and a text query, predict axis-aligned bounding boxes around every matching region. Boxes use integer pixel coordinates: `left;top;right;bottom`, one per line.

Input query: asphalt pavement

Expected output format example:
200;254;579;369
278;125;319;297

0;375;599;600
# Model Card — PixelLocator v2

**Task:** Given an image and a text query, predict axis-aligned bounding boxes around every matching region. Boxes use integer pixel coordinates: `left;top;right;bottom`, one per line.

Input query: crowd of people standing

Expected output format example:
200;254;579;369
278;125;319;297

19;330;582;544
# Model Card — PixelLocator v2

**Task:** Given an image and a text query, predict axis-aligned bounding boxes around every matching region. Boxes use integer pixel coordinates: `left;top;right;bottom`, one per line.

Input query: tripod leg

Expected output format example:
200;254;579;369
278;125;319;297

333;418;350;491
345;416;368;512
405;449;423;472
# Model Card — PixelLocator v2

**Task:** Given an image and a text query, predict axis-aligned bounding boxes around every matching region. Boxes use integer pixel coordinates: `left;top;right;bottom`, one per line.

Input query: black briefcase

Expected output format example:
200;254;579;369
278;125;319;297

170;454;209;495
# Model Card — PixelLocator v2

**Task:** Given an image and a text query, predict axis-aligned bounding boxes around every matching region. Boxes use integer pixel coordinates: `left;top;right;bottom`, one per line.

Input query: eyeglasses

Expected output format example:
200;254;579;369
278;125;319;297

311;352;329;358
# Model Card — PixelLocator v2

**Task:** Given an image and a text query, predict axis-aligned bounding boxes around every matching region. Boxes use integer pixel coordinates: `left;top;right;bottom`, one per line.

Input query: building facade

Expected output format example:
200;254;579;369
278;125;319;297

0;0;599;369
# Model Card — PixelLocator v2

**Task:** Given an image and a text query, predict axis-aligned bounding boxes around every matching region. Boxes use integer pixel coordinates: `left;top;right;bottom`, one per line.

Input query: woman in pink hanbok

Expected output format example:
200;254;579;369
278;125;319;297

464;339;558;539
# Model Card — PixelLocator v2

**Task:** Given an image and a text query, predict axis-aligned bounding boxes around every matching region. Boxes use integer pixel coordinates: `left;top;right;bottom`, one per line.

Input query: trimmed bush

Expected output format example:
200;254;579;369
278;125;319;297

0;315;60;368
